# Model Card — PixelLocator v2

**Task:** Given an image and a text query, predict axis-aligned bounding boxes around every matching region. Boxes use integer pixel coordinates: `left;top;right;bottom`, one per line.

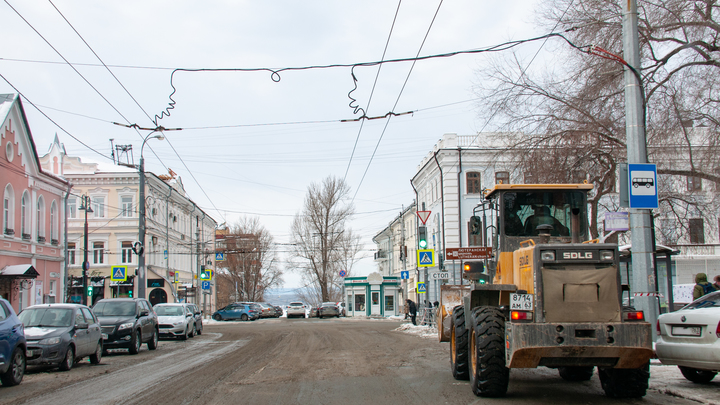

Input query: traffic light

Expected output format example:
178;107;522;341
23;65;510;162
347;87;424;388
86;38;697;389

87;285;93;296
200;265;211;280
463;261;488;283
418;226;428;249
128;289;133;298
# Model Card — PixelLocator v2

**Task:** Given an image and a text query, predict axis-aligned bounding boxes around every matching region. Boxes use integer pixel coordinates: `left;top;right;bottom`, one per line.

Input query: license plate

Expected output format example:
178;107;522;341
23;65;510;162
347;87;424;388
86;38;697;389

671;326;701;336
510;293;533;311
102;333;108;340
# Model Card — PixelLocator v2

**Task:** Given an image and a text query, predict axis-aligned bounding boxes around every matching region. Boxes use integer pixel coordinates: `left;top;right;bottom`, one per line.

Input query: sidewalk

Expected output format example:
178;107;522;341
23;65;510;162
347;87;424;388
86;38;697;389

649;360;719;405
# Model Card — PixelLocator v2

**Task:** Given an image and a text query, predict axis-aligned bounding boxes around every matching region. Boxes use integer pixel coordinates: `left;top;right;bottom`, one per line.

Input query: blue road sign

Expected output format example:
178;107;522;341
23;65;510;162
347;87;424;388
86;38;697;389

215;252;225;261
111;266;127;282
628;163;659;209
201;280;211;290
400;271;409;280
417;282;427;294
417;249;435;267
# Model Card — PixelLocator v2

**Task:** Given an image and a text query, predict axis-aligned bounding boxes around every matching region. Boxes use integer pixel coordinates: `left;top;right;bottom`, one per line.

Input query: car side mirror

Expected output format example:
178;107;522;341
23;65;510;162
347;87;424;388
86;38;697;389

76;322;89;330
139;309;149;317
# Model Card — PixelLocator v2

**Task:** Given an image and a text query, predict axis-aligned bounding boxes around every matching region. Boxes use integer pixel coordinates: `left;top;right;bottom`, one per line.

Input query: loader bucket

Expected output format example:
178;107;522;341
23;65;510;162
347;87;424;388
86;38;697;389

438;284;471;342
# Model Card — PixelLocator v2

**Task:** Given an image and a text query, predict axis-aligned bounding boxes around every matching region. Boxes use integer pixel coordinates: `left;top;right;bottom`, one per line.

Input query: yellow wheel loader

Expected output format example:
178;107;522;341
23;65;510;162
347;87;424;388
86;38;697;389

439;183;653;398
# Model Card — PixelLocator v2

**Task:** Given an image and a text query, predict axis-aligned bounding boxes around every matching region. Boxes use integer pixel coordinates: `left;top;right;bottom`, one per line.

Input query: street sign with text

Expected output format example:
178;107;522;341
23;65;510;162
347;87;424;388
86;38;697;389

446;247;492;260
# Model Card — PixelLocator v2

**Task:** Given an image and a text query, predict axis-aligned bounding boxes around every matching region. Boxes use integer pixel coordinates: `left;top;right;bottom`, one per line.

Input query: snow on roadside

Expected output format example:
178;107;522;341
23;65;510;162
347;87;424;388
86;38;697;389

394;322;438;339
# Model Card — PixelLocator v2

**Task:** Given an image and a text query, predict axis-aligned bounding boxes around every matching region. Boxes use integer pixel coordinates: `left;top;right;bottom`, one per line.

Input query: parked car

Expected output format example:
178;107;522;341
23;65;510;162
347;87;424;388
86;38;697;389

256;302;277;318
286;302;307;319
336;302;346;317
0;297;25;386
656;291;720;383
19;304;102;371
318;302;340;318
309;305;319;318
212;303;258;321
154;304;195;340
92;298;159;355
273;305;284;317
185;303;203;336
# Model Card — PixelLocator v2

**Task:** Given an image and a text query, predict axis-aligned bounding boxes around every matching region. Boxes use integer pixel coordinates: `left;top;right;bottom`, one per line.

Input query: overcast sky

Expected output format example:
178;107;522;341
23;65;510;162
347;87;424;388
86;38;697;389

1;1;547;287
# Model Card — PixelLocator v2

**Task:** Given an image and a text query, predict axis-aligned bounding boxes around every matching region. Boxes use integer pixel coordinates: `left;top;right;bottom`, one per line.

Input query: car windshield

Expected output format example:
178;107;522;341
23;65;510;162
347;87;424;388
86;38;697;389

683;291;720;309
321;302;335;307
289;302;303;306
155;306;184;316
503;191;587;237
93;301;136;316
19;308;73;327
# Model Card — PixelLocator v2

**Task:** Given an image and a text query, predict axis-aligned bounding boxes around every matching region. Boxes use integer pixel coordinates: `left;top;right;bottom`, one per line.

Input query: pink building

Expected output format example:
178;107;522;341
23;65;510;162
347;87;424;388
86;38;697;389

1;94;70;312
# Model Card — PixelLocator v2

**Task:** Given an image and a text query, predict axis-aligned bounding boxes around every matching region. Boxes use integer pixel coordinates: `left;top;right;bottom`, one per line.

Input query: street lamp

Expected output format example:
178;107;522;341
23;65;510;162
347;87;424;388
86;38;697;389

79;195;93;306
138;132;165;300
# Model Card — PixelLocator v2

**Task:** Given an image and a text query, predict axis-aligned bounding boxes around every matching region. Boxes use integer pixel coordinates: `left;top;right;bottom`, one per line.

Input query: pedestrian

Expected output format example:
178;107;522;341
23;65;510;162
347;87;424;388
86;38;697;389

406;299;417;326
692;272;716;300
713;275;720;291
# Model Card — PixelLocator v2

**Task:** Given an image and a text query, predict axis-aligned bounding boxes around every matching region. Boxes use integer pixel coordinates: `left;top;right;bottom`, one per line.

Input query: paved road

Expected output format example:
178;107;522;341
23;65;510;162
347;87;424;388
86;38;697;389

0;317;709;404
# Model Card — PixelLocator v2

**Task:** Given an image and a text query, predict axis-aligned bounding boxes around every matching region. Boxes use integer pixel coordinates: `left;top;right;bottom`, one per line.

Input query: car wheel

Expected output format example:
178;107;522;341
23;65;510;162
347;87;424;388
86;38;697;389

129;330;141;354
148;329;159;350
181;326;189;341
0;347;26;386
213;314;222;321
241;314;249;321
190;323;196;338
90;341;103;364
679;366;717;383
58;346;75;371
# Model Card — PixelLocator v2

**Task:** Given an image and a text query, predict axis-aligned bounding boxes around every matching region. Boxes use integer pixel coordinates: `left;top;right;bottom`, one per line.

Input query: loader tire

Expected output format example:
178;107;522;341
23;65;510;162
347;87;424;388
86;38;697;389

450;306;469;380
599;362;649;398
558;366;594;381
469;307;509;397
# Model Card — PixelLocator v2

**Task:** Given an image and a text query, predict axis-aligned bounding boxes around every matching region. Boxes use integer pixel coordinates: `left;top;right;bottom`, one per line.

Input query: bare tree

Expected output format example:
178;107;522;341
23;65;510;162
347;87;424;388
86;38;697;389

289;176;361;304
474;0;720;242
217;217;282;303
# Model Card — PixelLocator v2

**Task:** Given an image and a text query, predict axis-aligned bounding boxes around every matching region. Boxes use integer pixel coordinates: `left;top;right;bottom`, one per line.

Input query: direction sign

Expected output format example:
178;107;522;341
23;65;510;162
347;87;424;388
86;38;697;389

417;249;435;267
215;252;225;261
628;163;659;209
111;266;127;282
400;270;409;280
417;282;426;294
446;247;492;260
201;280;211;290
430;272;450;280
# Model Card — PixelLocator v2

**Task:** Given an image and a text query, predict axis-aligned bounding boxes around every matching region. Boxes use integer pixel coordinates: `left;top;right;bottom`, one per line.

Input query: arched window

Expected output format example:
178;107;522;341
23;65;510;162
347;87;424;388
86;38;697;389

50;200;58;244
3;184;14;235
21;191;30;239
37;195;46;241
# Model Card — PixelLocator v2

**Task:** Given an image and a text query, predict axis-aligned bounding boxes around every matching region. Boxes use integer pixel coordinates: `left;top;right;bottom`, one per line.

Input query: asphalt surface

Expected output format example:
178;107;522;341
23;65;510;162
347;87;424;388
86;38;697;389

0;317;715;404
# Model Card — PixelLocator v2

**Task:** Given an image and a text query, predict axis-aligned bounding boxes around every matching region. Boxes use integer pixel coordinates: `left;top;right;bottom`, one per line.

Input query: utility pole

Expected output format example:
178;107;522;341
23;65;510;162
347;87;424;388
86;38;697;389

196;228;201;305
623;0;658;339
80;195;93;306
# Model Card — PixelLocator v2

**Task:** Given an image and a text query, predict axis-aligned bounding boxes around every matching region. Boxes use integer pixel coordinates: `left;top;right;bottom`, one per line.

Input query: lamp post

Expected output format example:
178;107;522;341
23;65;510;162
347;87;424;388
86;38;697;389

79;195;93;306
138;132;165;300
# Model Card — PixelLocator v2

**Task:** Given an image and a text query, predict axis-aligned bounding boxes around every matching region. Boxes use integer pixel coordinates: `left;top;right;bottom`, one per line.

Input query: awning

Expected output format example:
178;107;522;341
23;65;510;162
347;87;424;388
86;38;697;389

0;264;39;278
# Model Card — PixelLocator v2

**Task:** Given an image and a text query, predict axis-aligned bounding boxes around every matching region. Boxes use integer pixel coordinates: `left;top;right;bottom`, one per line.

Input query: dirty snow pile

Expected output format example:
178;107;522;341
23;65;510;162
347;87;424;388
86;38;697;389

394;322;437;339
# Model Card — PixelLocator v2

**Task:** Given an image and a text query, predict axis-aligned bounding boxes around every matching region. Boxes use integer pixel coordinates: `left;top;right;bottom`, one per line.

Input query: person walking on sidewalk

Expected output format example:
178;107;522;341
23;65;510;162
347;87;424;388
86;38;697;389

693;273;716;300
406;299;417;326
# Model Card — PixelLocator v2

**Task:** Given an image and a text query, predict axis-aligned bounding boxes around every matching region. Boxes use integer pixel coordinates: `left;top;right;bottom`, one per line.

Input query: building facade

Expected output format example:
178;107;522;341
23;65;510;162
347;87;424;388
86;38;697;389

343;272;401;317
1;94;70;312
39;137;218;313
372;204;418;303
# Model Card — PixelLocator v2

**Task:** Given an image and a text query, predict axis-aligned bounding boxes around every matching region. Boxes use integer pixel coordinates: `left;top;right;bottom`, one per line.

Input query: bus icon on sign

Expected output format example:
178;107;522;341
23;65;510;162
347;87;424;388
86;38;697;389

632;177;654;188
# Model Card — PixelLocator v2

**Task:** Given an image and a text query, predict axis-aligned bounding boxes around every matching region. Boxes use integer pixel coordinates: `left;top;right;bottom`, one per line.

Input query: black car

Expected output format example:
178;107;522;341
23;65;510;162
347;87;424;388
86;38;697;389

19;304;103;371
92;298;159;355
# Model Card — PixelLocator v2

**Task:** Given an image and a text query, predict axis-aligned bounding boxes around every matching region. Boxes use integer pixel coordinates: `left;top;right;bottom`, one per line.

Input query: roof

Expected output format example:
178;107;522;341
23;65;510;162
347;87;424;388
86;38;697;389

0;264;39;278
484;183;594;199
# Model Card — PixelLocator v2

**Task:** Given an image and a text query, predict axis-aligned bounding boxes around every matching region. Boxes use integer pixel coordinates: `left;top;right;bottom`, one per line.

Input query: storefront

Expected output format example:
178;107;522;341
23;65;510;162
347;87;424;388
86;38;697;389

344;272;400;317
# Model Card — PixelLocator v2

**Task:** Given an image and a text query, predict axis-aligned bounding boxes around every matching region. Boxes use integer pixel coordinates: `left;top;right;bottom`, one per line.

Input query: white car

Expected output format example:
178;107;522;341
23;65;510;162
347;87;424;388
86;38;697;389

286;302;308;319
655;291;720;383
154;303;195;340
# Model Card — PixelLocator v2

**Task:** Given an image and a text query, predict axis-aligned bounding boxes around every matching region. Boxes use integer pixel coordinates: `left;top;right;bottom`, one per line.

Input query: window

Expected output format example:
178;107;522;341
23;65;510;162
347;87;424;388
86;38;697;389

68;242;76;265
121;241;133;264
372;291;379;305
50;201;58;242
93;241;105;264
385;295;394;311
37;195;45;239
495;171;509;185
689;218;705;244
49;280;56;297
3;184;13;235
92;197;105;218
21;191;29;237
687;176;702;191
466;172;481;194
68;197;77;219
121;196;133;217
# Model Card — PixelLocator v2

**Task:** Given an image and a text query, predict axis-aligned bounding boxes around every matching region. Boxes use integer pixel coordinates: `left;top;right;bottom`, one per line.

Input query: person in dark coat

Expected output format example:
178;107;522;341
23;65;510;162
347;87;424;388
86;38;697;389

406;299;417;325
693;272;716;300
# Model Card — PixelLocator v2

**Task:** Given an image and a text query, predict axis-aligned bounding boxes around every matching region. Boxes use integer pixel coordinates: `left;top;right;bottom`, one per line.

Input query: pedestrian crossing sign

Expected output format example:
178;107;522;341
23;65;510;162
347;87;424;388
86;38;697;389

417;282;427;294
417;249;435;267
111;266;127;282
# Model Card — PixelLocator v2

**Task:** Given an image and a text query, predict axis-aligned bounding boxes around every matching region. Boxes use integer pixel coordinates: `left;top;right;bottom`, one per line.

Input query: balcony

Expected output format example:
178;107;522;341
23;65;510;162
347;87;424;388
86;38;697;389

22;233;32;241
37;236;46;243
374;250;387;260
51;239;59;246
3;228;14;236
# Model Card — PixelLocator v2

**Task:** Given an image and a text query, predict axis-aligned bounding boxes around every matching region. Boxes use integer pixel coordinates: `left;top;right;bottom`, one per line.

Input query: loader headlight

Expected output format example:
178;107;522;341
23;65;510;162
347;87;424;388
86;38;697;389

600;250;614;261
540;250;555;261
